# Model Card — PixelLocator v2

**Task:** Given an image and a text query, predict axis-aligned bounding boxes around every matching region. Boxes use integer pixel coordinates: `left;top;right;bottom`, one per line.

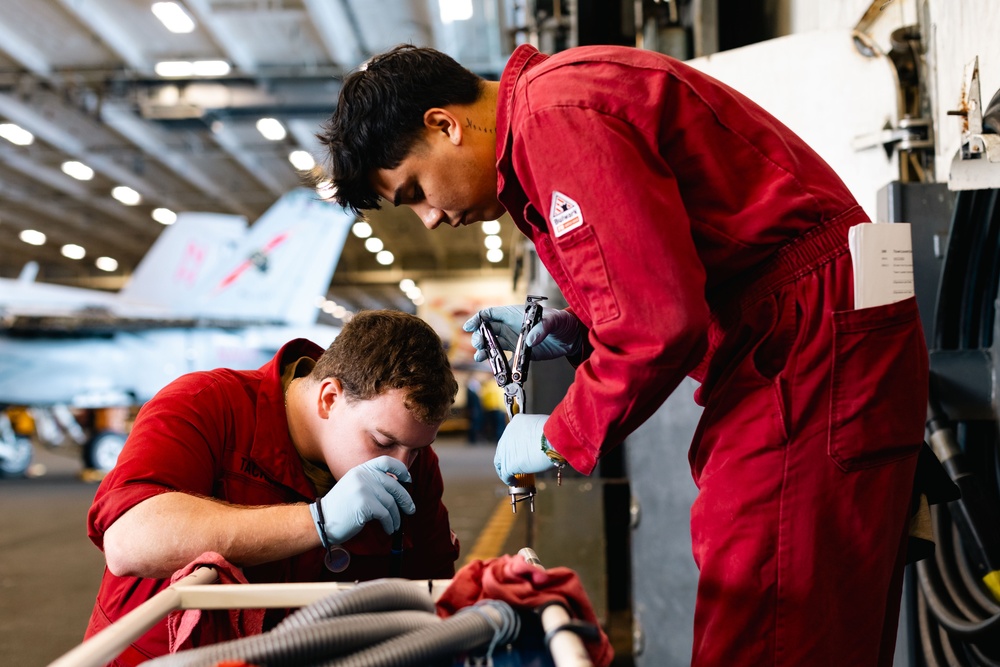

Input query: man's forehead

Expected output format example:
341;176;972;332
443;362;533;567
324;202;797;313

370;166;406;202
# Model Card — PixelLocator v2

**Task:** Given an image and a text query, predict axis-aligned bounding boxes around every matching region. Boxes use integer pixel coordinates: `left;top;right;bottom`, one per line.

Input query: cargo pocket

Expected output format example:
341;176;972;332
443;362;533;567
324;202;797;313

555;225;620;325
828;296;927;471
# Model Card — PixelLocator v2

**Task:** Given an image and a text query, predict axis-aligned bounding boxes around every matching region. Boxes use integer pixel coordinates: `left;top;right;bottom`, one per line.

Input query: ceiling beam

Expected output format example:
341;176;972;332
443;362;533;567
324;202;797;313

184;0;260;74
209;122;288;197
302;0;367;66
0;92;191;213
100;102;258;218
0;21;52;78
55;0;150;73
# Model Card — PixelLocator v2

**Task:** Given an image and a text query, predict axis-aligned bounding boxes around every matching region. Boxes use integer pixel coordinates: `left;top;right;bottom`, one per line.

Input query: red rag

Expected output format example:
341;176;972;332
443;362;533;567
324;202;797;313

436;554;614;667
166;551;266;654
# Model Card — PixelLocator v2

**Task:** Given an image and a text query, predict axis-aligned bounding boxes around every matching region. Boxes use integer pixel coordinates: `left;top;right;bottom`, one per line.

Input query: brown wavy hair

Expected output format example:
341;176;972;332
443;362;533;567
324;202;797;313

311;309;458;425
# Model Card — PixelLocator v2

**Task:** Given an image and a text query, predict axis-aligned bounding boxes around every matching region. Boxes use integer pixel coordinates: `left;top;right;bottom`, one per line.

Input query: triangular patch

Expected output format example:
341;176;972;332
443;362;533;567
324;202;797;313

549;191;584;237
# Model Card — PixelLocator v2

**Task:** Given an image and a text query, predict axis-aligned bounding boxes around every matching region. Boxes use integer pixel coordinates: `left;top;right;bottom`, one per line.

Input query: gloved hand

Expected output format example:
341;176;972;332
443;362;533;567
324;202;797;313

494;414;559;485
309;456;415;545
463;306;583;362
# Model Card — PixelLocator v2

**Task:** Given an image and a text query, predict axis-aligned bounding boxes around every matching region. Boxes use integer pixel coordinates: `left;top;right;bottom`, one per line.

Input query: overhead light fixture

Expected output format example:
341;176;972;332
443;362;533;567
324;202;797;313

439;0;473;23
152;207;177;225
412;295;425;306
0;123;34;146
351;221;372;238
482;219;501;235
288;150;316;171
314;180;337;200
152;1;196;33
399;278;415;292
61;243;86;260
364;237;384;253
484;234;503;250
19;229;46;246
112;185;142;206
376;250;394;265
61;160;94;181
486;248;504;263
95;256;119;272
154;60;230;78
256;118;286;141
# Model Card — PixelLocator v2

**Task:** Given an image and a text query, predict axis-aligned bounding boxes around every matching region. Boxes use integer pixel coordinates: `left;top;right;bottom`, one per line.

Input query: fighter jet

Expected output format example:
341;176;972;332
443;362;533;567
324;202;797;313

0;188;352;476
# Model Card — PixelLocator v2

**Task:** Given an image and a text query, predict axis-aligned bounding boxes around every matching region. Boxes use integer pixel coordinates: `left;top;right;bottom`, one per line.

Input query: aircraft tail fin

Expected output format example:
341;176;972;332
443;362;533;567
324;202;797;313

120;189;352;325
119;212;248;313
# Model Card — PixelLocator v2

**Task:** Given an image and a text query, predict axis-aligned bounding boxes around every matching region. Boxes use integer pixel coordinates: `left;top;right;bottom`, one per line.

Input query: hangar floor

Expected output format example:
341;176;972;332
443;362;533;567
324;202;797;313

0;435;538;666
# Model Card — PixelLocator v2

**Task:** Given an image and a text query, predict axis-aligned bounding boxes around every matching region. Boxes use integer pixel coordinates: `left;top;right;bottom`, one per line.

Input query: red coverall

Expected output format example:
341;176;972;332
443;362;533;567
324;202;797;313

85;339;459;665
497;44;927;666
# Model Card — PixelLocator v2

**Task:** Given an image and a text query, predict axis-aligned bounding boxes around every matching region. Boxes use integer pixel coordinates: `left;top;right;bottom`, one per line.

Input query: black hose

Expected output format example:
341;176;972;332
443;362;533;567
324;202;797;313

317;600;520;667
276;578;436;632
145;611;440;667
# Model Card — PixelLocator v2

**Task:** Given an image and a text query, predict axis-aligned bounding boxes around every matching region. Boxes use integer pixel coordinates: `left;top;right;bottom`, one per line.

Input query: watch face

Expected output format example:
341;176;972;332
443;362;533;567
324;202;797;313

324;545;351;573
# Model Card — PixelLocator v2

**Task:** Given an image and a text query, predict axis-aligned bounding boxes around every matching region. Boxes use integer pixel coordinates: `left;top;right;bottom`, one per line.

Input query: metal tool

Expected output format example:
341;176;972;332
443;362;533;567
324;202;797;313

479;294;548;513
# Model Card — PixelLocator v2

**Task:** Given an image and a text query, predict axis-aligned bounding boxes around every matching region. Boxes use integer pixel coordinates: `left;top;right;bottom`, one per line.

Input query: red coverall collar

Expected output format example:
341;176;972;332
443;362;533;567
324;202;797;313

250;337;324;496
496;44;547;195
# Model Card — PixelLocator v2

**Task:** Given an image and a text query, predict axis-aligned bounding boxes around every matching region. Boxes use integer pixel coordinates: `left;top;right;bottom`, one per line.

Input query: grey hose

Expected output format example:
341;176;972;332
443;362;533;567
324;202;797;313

318;600;521;667
277;579;437;631
145;610;440;667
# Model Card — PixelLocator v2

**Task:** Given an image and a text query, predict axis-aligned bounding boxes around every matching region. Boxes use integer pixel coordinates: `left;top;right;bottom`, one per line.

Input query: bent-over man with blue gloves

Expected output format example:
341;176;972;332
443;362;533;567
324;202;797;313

85;310;460;666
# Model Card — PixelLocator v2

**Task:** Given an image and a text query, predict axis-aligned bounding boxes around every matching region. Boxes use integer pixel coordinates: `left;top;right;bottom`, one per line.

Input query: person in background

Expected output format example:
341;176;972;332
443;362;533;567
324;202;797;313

318;44;928;666
85;309;460;665
478;377;507;443
465;373;484;443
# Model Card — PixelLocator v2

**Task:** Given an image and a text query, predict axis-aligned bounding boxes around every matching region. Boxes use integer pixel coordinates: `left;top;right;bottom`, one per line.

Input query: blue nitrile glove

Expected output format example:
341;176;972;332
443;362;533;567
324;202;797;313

494;414;559;485
309;456;415;545
463;306;583;363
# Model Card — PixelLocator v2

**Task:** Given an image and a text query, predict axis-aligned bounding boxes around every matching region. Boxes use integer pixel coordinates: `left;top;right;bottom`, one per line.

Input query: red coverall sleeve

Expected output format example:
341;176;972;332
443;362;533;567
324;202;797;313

513;107;711;474
87;379;227;549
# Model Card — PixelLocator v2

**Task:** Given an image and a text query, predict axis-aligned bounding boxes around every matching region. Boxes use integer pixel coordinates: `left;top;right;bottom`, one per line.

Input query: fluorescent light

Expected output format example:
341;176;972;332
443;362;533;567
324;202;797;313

256;118;286;141
399;278;415;291
364;237;383;253
315;181;337;200
192;60;230;76
484;234;502;249
376;250;394;265
152;208;177;225
155;60;229;78
152;2;195;33
95;256;118;272
19;229;46;246
482;219;501;234
439;0;473;23
351;221;372;238
288;150;316;171
112;185;141;205
486;248;504;263
0;123;34;146
155;61;193;77
61;243;86;260
61;160;94;181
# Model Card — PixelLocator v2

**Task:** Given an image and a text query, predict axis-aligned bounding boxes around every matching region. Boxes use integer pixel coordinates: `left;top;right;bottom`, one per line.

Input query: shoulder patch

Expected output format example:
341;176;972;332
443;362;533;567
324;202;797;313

549;191;585;237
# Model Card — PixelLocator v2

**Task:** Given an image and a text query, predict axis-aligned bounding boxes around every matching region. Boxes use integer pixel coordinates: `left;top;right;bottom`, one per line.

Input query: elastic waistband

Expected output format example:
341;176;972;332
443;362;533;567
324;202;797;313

716;207;864;311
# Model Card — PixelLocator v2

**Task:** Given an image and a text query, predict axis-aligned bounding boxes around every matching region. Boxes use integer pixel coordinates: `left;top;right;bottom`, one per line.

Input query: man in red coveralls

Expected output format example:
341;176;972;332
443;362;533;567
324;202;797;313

319;45;929;666
85;310;460;665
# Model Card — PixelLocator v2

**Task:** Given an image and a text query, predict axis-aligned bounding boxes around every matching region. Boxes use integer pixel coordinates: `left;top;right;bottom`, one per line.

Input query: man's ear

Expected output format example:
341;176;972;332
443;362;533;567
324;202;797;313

317;378;344;419
423;108;462;145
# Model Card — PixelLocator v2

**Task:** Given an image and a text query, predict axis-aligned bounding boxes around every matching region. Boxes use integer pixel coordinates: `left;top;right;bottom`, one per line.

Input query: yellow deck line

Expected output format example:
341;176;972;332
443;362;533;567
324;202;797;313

461;497;517;566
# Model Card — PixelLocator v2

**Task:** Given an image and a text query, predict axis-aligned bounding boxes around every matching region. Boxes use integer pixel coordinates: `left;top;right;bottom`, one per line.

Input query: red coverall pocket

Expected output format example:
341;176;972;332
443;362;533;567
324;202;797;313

828;296;927;472
555;225;620;325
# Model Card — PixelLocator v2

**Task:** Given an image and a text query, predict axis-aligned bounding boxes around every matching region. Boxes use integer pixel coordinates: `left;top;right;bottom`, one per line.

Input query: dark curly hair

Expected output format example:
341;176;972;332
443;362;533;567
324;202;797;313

311;309;458;425
318;44;483;215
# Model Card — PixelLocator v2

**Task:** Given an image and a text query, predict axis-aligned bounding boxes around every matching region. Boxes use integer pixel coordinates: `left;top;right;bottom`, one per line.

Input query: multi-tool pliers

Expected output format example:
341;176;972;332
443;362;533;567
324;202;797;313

479;295;547;512
479;294;547;420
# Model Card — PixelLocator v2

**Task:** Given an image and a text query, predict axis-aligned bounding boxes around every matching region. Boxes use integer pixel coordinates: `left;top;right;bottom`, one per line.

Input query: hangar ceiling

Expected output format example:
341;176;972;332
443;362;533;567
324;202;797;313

0;0;520;314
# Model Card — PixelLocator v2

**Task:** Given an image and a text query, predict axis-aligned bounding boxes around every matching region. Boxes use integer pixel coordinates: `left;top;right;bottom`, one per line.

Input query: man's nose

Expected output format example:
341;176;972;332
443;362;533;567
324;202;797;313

413;204;444;230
